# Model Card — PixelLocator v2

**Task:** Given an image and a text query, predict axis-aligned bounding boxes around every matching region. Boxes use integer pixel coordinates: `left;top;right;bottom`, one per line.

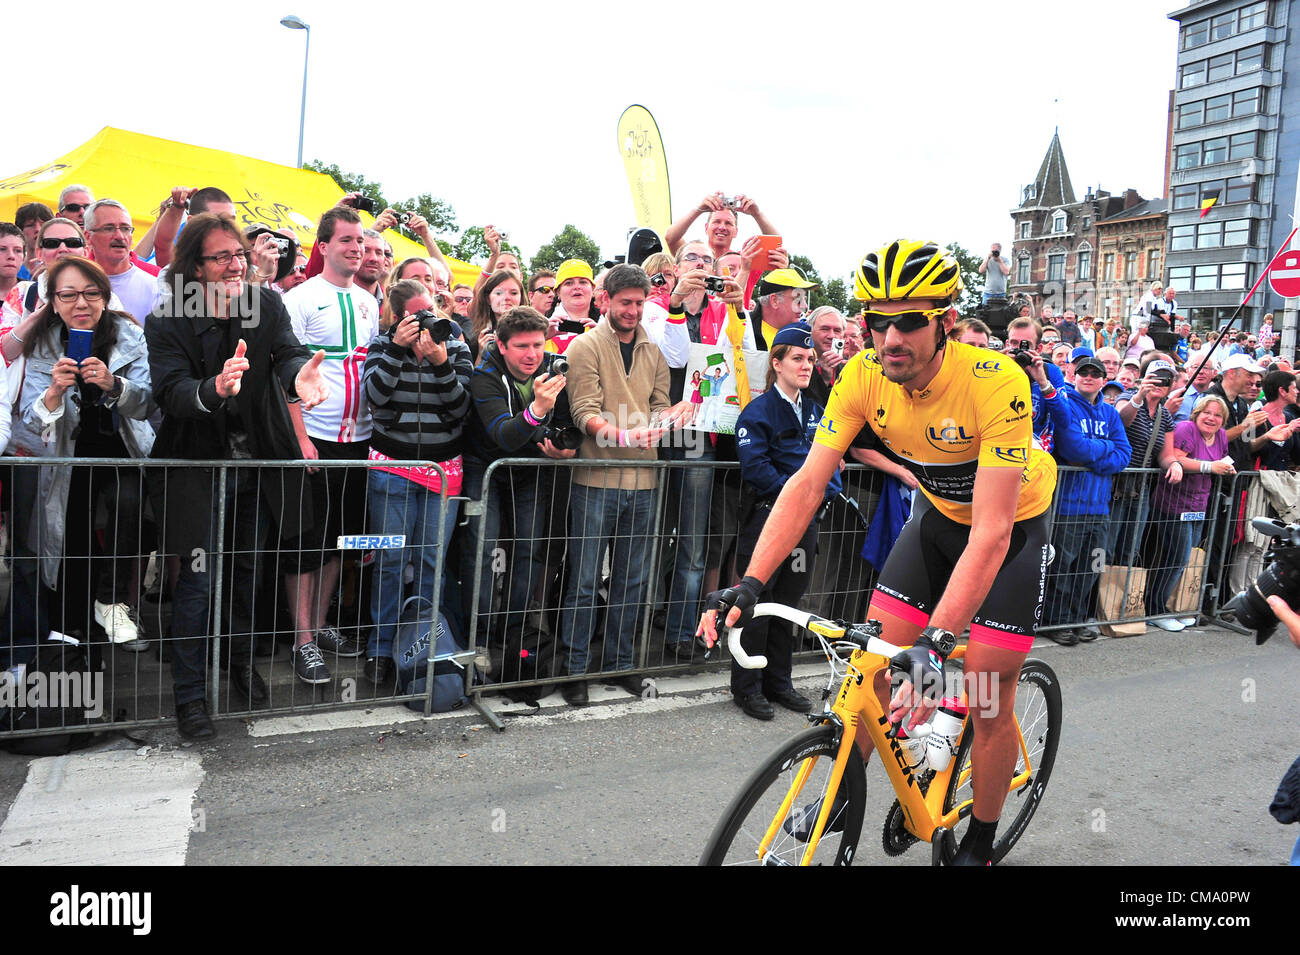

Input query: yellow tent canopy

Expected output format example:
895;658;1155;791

0;126;479;288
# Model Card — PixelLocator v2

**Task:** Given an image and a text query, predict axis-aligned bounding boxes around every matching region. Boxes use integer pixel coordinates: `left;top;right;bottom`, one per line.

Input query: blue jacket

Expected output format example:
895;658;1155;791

1044;384;1132;516
735;386;841;502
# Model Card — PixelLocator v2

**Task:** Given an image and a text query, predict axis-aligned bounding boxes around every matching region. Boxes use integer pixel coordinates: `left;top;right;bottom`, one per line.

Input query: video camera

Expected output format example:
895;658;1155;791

1221;518;1300;644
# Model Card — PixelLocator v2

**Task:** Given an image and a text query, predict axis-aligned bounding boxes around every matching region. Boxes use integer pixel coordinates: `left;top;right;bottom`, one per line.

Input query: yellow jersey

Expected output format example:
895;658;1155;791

813;340;1056;524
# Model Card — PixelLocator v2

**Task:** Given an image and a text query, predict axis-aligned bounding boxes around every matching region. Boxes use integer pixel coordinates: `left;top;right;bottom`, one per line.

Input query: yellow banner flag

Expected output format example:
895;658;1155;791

616;105;671;237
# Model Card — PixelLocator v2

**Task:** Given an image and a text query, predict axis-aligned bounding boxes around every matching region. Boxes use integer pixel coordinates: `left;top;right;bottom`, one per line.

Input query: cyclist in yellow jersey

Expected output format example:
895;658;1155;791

700;240;1058;866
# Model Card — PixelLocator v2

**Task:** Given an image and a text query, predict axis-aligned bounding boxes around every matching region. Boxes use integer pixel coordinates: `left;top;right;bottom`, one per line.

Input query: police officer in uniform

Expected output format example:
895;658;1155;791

731;322;842;719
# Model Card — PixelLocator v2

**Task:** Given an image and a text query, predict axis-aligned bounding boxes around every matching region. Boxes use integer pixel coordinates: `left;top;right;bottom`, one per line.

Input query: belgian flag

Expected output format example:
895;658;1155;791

1199;187;1221;219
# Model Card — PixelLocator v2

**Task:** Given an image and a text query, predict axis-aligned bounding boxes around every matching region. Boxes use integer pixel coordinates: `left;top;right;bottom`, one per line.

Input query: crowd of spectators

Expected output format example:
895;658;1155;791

2;188;1298;735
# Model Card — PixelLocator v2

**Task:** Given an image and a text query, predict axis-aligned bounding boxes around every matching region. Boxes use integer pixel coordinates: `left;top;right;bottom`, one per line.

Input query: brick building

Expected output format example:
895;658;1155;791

1009;131;1154;318
1095;194;1170;324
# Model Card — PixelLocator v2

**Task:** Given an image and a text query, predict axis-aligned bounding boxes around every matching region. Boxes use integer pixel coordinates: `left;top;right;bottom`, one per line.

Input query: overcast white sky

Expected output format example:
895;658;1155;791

13;0;1184;280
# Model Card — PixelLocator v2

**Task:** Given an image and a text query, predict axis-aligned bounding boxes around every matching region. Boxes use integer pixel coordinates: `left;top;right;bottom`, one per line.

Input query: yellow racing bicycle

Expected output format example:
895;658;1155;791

699;604;1061;866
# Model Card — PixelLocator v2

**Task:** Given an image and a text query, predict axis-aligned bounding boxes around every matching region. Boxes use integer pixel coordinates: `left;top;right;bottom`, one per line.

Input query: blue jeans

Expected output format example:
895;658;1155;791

459;458;550;642
1145;511;1201;615
662;447;714;647
1107;477;1151;566
169;469;266;707
559;483;654;674
367;468;459;660
1044;514;1107;627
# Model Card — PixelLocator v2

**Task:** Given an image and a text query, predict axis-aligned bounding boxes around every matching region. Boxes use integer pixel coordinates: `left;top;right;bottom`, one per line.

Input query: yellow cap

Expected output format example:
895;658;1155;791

555;259;594;287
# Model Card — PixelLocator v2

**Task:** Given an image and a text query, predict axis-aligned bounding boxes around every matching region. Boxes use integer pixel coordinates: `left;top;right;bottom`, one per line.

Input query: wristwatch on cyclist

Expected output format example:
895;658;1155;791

919;626;957;657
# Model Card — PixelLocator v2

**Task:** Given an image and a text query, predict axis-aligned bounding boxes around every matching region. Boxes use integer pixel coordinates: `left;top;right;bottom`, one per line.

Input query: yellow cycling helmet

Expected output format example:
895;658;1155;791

854;240;962;303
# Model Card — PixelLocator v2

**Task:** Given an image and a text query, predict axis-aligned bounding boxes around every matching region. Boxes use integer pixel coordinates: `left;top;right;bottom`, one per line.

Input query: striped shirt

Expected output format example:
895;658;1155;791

1117;390;1174;468
282;276;379;442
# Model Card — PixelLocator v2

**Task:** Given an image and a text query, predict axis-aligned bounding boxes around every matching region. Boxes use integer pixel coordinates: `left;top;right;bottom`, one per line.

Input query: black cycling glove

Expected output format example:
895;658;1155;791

888;635;947;708
699;576;765;650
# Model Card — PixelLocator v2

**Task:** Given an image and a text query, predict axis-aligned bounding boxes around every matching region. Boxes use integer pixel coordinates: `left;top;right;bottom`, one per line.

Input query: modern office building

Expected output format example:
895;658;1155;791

1167;0;1298;331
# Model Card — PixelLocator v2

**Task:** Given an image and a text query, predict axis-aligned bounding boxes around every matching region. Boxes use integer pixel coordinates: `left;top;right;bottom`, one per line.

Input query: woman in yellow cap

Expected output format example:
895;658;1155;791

547;259;599;355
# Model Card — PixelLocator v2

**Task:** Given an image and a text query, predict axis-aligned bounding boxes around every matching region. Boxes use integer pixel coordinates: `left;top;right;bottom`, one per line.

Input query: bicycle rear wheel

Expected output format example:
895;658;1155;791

700;724;867;866
941;658;1061;864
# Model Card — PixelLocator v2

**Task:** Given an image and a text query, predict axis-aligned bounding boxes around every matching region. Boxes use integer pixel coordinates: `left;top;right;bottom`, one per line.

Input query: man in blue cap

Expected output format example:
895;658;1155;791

1041;348;1132;644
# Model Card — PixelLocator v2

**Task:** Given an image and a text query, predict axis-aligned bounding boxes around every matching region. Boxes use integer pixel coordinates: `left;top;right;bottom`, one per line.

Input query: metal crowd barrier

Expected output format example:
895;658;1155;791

0;457;467;744
0;454;1283;743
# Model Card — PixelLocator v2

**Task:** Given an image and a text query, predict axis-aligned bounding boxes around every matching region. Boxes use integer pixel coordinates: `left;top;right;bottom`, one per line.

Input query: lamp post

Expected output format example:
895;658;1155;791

280;15;310;168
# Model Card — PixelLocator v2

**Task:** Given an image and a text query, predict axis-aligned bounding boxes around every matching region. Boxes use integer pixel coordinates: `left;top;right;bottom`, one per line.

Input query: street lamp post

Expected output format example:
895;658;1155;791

280;15;310;168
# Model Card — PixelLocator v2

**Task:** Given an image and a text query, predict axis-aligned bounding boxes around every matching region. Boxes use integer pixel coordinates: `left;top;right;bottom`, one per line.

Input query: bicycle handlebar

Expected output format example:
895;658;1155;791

726;603;904;669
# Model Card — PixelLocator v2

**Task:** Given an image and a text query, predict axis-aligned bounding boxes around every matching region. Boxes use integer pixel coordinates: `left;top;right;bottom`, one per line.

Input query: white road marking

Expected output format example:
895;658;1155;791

0;749;203;865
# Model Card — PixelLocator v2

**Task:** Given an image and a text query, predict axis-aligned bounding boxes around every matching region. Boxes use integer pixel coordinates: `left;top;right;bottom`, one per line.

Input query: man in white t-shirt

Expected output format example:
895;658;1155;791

84;200;161;323
280;205;380;683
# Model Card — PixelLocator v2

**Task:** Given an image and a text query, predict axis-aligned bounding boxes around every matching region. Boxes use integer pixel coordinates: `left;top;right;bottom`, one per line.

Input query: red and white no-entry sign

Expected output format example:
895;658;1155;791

1269;248;1300;298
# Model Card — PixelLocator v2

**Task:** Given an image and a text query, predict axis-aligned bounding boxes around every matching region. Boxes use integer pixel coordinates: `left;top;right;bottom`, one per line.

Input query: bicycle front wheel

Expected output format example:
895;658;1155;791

700;724;867;866
942;658;1062;864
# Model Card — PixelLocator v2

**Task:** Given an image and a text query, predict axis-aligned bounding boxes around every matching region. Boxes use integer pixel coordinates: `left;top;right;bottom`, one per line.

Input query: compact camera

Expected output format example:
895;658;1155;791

549;356;570;377
703;275;727;295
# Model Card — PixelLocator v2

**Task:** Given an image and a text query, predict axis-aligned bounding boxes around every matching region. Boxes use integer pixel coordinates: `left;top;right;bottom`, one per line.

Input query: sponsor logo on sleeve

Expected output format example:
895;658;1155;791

972;359;1003;378
991;446;1029;465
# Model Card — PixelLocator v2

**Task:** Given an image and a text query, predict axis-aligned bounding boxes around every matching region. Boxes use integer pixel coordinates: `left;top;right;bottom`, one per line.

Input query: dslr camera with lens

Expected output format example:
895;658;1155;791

1221;518;1300;644
542;425;584;451
411;308;455;344
1013;339;1035;368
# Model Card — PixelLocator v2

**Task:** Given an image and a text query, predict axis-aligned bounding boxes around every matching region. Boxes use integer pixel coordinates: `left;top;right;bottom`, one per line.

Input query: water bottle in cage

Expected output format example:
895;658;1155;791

924;697;969;772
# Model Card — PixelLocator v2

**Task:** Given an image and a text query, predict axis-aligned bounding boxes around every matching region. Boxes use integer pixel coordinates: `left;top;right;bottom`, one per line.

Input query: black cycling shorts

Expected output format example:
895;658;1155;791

870;493;1049;653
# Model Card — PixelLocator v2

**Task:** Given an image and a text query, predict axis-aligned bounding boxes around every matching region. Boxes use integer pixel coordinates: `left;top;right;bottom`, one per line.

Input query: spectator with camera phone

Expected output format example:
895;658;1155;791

546;259;600;355
461;306;576;647
639;241;747;659
664;192;780;263
361;278;472;685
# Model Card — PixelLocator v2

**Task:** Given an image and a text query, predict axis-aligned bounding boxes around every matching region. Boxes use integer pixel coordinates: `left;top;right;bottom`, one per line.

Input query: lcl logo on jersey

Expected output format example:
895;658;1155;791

924;419;974;453
991;446;1029;465
972;359;1003;378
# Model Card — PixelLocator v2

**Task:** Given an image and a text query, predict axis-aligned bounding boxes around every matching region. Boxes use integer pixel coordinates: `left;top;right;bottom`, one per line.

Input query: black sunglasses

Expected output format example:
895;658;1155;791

40;236;86;250
863;305;946;335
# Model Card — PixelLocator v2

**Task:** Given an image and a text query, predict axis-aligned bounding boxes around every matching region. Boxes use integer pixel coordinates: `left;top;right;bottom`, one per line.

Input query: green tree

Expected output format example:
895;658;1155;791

304;162;457;251
945;241;984;317
530;225;602;274
786;253;852;314
304;160;389;209
453;226;522;265
390;193;457;236
822;277;851;315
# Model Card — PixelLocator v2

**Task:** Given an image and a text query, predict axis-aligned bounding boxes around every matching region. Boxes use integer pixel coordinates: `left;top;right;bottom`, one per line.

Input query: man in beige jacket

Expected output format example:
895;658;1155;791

557;264;695;705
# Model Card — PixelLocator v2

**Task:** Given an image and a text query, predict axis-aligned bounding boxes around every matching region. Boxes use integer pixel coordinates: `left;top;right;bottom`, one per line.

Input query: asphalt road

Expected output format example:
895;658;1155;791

2;623;1298;866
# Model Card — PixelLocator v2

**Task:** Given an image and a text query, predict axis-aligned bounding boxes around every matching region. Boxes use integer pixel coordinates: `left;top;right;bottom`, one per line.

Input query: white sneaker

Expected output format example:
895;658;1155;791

1152;617;1185;632
94;600;140;644
1179;616;1197;627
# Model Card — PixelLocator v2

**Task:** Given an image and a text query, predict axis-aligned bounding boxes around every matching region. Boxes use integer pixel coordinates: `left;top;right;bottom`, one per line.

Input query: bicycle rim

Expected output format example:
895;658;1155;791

700;725;867;866
942;658;1062;864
